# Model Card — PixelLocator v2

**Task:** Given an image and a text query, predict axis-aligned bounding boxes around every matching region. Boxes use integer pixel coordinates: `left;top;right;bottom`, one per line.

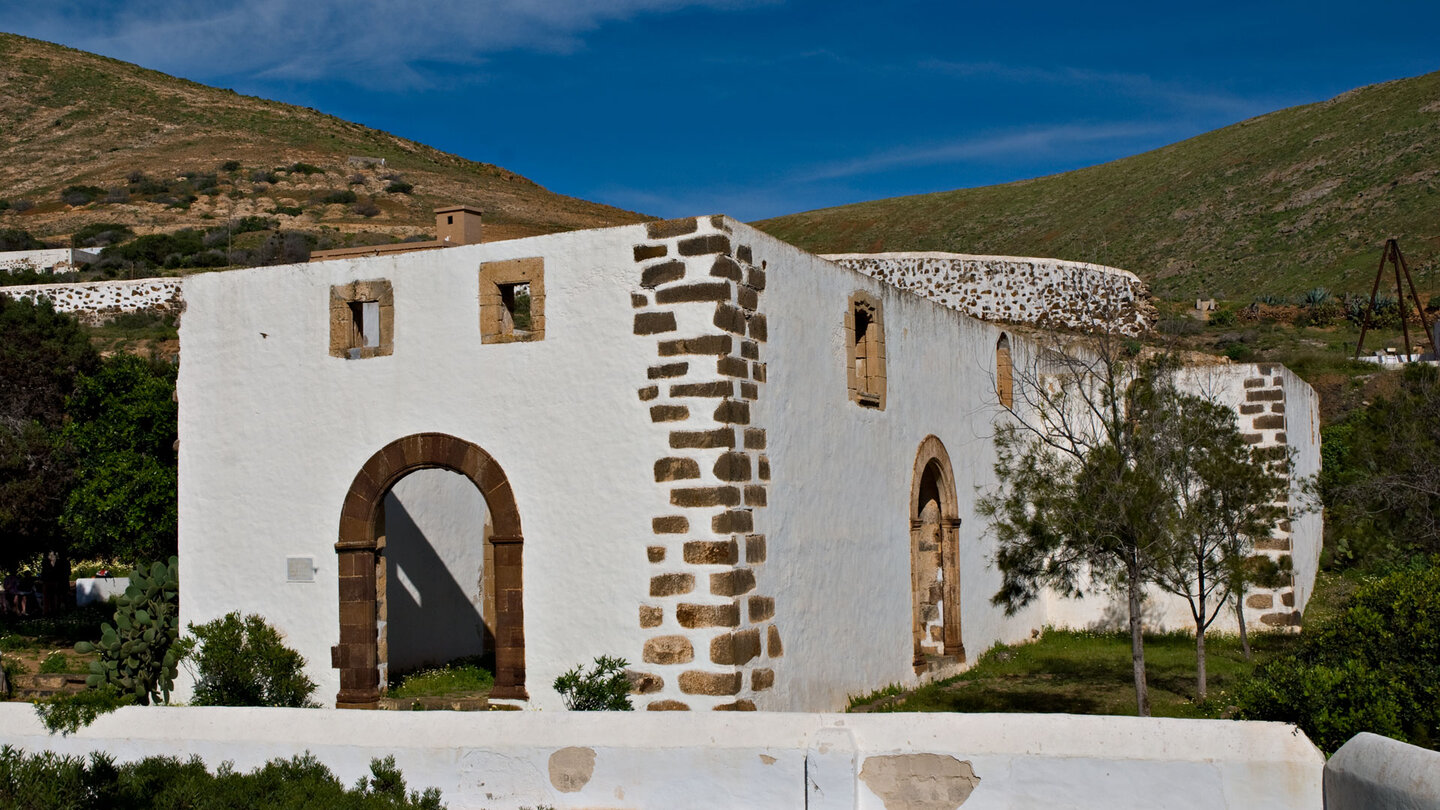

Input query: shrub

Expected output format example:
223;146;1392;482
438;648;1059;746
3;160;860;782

0;200;9;212
0;749;445;808
354;201;381;218
220;160;242;172
553;655;633;711
384;181;413;195
1235;560;1440;751
320;190;357;205
11;199;33;213
349;173;367;185
74;558;180;706
270;205;304;217
60;186;105;206
250;168;278;184
1208;307;1237;327
0;228;44;251
175;612;317;707
71;223;133;248
33;685;134;736
39;653;68;674
288;162;325;175
102;188;129;204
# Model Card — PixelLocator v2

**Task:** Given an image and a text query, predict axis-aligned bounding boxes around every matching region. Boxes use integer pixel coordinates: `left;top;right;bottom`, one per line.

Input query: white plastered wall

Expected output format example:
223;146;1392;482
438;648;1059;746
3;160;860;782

178;226;676;709
738;224;1048;711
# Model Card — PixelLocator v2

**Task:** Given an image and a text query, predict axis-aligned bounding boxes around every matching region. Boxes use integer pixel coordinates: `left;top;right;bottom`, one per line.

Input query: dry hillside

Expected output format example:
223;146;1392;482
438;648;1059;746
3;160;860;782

0;33;647;244
758;70;1440;300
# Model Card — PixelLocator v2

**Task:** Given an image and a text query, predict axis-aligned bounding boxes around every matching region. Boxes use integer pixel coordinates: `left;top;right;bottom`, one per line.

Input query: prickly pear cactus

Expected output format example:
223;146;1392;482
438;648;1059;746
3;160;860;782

75;556;180;705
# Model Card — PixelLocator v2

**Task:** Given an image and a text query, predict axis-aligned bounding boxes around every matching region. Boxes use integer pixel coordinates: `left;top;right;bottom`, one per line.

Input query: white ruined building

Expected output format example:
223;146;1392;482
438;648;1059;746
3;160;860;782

0;246;100;274
176;215;1320;712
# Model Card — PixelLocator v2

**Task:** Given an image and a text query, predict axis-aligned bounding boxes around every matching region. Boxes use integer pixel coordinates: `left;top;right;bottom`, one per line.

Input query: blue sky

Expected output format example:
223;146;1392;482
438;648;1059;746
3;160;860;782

4;1;1438;220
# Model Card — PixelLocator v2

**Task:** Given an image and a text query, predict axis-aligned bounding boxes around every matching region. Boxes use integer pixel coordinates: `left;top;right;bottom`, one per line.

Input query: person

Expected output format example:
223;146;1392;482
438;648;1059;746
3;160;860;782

16;576;35;617
1;574;17;616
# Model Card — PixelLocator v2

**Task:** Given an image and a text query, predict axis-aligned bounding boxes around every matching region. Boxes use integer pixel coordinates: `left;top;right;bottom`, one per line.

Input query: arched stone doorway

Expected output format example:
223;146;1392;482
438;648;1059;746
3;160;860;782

910;435;963;672
334;432;525;708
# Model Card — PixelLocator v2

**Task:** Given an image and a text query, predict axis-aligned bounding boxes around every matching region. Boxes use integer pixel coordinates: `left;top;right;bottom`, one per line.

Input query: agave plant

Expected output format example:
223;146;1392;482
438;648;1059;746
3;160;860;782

1302;287;1332;306
75;557;180;706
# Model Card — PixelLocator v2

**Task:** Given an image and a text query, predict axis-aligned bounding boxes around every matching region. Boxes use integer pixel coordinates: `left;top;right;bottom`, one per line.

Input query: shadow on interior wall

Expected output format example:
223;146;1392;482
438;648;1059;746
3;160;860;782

383;494;493;679
1085;593;1163;633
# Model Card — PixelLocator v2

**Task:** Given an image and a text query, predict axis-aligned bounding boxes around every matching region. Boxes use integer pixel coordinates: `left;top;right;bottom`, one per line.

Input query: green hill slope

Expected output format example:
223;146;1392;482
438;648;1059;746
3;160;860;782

757;71;1440;300
0;33;647;244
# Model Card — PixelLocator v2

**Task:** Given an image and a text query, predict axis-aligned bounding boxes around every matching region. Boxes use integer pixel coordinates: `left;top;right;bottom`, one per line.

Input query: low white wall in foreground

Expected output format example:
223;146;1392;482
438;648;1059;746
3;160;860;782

0;278;183;325
1325;732;1440;810
0;705;1322;809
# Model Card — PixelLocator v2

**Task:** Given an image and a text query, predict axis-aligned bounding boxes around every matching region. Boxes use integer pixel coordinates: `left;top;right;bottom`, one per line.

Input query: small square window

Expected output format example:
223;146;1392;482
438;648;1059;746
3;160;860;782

846;291;886;410
330;279;394;359
480;258;544;343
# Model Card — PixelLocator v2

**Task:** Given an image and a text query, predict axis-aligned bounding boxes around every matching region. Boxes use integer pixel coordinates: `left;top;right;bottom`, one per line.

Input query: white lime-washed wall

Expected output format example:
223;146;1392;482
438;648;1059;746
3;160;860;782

1;278;182;324
826;251;1157;337
178;226;662;710
0;705;1324;810
749;228;1047;711
0;247;99;273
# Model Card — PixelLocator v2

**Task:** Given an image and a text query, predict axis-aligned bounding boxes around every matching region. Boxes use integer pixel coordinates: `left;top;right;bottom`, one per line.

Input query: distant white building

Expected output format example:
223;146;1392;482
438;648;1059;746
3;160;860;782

0;247;100;274
175;215;1320;712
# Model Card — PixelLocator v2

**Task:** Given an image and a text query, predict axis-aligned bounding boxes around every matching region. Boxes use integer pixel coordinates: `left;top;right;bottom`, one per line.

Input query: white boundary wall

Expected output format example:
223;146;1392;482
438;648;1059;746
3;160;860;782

0;705;1323;809
1;278;183;324
825;252;1157;336
0;247;99;273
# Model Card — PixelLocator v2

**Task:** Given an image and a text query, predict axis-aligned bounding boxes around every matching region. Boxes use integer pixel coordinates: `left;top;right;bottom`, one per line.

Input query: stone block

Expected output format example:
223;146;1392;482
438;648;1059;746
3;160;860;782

737;286;759;311
643;635;694;665
1254;414;1286;430
647;545;667;563
749;313;768;341
631;293;648;308
1239;403;1264;415
640;260;686;288
671;380;733;398
712;451;752;481
627;670;665;694
740;340;759;360
659;335;733;357
710;568;756;597
745;267;766;290
670;428;735;449
749;595;774;621
714;700;757;711
1246;593;1273;609
1247;389;1284;402
717;355;749;377
634;311;678;335
677;602;740;628
638;385;659;401
657;282;732;305
679;670;742;695
751;668;775;691
1260;610;1301;627
647;218;698;239
744;485;767;507
655;457;701;482
650;572;695;597
678;234;731;256
634;244;667;261
767;624;783;657
745;535;767;564
710;255;743;282
649;362;689;379
639;605;663;628
744;428;766;450
712;509;753;534
710;628;761;665
652;515;690;534
684;539;738;565
650;405;689;422
646;700;690;711
714;302;748;334
714;400;750;424
671;486;741;508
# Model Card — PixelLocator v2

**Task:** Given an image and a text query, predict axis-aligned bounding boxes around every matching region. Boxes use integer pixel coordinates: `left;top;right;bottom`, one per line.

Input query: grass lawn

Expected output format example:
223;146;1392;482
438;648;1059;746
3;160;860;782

387;655;495;700
851;628;1302;718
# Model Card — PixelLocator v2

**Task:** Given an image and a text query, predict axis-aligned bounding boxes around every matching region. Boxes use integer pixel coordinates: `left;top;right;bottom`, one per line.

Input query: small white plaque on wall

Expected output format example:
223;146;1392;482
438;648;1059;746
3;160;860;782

286;557;315;583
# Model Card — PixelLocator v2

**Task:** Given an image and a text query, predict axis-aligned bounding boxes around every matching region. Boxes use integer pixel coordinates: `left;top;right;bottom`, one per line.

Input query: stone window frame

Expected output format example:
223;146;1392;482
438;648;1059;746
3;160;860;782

996;333;1014;409
845;291;886;410
329;279;394;359
910;435;963;670
480;257;545;344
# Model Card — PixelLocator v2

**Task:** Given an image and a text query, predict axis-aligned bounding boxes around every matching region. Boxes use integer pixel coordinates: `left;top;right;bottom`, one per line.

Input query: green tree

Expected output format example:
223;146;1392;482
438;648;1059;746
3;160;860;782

0;298;98;577
980;334;1177;716
1149;388;1289;697
60;354;177;563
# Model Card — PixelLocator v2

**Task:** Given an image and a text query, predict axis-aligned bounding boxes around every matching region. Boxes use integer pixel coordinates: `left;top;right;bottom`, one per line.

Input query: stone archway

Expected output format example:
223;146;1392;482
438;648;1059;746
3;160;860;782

909;435;963;672
334;432;525;708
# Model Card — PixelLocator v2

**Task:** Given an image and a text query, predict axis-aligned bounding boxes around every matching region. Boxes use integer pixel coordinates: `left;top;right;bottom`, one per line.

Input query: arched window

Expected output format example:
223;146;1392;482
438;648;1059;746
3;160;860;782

846;292;886;409
996;333;1013;409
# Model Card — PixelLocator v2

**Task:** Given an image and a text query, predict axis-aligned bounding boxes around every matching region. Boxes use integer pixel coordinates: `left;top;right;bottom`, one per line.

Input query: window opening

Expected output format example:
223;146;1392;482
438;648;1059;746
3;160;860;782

500;283;532;333
847;292;885;409
329;279;394;359
996;334;1013;409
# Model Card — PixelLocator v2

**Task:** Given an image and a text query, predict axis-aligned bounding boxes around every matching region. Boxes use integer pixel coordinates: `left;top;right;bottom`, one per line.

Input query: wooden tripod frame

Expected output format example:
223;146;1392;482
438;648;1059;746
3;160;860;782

1354;239;1435;361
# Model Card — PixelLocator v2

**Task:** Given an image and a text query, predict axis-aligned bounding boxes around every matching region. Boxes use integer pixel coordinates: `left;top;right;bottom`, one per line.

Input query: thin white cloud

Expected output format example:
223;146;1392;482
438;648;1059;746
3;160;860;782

6;0;769;88
794;122;1175;183
919;59;1273;119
